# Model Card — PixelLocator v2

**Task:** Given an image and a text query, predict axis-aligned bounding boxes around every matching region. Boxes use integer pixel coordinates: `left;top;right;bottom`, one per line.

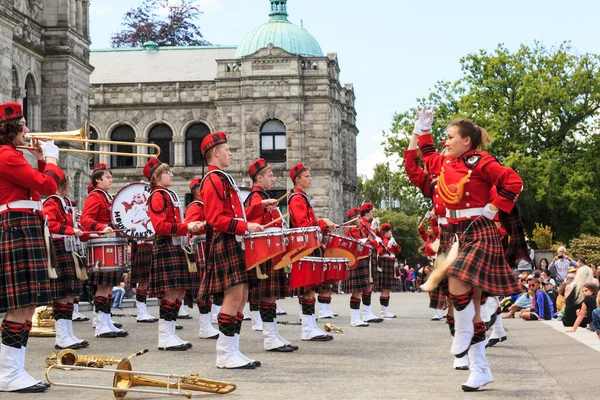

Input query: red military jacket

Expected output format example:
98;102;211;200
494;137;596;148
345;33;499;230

418;225;440;257
80;188;112;232
357;216;384;253
184;200;207;236
244;186;282;227
382;236;402;256
404;149;434;198
147;186;188;237
200;166;263;236
344;226;361;240
43;196;77;236
288;188;326;232
0;144;64;214
418;133;523;221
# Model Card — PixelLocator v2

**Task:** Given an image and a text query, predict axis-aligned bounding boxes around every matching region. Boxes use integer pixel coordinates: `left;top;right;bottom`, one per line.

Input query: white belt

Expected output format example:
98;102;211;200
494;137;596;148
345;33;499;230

437;217;448;226
379;255;396;260
446;207;484;220
0;200;43;212
51;234;68;239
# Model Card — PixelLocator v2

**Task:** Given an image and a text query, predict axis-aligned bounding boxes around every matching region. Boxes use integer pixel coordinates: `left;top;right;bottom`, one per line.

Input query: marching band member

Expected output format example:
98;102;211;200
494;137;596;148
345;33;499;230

0;102;61;392
343;208;370;327
288;163;336;341
357;203;384;323
80;164;128;338
199;132;275;369
43;175;90;350
244;158;297;352
184;177;220;339
144;159;202;351
377;223;402;318
416;109;522;391
418;215;444;321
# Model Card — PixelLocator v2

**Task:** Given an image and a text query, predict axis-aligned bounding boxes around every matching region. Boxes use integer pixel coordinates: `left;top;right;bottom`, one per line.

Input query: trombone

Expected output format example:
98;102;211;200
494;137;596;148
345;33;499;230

19;121;161;159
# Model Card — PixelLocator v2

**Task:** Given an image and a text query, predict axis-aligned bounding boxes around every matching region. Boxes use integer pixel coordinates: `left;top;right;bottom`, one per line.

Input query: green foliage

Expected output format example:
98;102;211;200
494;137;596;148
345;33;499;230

568;235;600;265
532;223;553;250
374;210;421;260
384;41;600;244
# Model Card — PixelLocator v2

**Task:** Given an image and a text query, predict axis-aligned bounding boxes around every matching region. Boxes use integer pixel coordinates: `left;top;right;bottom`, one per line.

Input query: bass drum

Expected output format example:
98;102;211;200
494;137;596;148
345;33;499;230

111;182;155;241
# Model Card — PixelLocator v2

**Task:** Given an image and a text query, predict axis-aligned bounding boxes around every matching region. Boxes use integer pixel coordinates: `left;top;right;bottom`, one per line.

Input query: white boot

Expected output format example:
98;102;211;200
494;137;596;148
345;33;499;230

362;304;383;323
451;300;475;357
211;305;221;324
275;300;287;315
66;319;87;348
301;314;332;341
0;344;41;392
54;319;80;349
158;320;188;351
72;303;88;322
95;311;117;338
272;319;297;350
453;355;469;370
177;302;192;319
327;303;339;317
487;311;507;348
351;309;369;327
318;302;331;319
216;335;255;369
234;334;261;367
381;305;397;319
242;305;251;321
432;309;443;321
136;301;158;323
263;322;293;352
462;341;494;391
198;313;220;339
251;311;263;331
92;311;98;328
107;317;128;336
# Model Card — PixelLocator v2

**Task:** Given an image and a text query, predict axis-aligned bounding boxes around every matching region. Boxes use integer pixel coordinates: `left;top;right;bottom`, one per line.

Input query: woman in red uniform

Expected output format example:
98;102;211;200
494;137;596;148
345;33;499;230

184;177;220;340
376;223;402;318
80;164;128;338
144;159;202;351
288;163;336;341
244;158;297;352
416;109;522;391
0;102;61;392
43;175;90;350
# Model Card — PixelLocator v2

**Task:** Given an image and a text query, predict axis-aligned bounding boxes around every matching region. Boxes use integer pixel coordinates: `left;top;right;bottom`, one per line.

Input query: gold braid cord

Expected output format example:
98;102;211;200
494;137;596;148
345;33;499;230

438;167;472;205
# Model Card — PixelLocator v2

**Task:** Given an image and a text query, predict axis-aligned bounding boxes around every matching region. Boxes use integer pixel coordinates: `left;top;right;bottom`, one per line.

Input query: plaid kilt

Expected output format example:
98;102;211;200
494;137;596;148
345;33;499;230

199;231;248;298
249;259;289;300
374;257;400;291
149;237;192;298
87;269;121;287
50;240;82;299
429;225;452;309
130;242;153;283
0;212;53;313
344;257;370;293
447;217;521;296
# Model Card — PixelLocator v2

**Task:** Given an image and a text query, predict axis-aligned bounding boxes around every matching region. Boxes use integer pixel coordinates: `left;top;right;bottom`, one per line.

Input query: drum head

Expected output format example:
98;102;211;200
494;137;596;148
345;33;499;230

238;187;252;204
112;182;155;240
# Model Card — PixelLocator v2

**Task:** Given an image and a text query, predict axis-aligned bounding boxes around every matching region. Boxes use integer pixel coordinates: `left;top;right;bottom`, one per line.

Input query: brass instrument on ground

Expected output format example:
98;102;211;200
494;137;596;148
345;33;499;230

324;323;344;334
45;349;237;398
30;306;55;337
45;349;143;368
19;121;161;159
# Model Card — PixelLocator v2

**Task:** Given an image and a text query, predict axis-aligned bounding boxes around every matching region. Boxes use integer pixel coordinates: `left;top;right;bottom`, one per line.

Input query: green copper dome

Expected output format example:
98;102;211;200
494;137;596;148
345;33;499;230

236;0;323;58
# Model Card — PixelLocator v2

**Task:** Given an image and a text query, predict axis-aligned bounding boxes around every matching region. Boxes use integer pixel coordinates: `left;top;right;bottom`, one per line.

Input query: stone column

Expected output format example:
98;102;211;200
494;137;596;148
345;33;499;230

99;144;110;166
12;88;26;106
69;0;77;29
82;1;90;38
135;137;148;168
29;95;42;132
173;137;184;167
76;0;83;33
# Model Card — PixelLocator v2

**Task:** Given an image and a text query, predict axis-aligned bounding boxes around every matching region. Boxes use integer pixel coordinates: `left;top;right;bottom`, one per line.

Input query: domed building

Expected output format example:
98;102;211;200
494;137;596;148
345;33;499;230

89;0;358;221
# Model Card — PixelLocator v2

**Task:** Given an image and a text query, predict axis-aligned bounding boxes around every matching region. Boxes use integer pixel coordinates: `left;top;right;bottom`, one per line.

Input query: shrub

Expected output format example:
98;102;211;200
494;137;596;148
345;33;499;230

532;223;553;249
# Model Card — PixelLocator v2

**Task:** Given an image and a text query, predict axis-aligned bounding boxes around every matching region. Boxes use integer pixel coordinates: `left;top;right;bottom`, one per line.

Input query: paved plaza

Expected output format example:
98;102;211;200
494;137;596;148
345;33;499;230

16;293;600;400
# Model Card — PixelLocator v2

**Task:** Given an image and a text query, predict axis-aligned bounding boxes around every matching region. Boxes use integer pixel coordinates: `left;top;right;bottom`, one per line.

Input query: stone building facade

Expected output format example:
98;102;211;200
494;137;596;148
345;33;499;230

89;0;358;222
0;0;93;205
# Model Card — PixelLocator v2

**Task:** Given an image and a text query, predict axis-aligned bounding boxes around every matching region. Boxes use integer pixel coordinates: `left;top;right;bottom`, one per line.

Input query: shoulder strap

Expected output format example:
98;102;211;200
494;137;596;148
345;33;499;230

244;190;269;208
90;188;113;205
185;200;204;214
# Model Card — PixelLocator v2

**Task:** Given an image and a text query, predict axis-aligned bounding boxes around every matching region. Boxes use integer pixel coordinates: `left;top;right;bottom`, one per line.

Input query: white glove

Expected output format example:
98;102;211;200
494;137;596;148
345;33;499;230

414;106;435;132
375;236;383;244
482;203;498;220
425;211;432;219
371;218;380;230
388;237;397;247
412;119;421;135
40;140;59;160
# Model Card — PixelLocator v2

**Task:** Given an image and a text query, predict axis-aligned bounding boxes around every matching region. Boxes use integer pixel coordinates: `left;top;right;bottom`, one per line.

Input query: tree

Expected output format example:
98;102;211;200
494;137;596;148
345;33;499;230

374;210;422;261
384;41;600;244
111;0;211;48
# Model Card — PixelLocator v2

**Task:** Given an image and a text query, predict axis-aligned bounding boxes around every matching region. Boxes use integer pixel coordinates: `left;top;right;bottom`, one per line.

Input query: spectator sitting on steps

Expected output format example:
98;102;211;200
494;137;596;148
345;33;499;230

520;278;554;321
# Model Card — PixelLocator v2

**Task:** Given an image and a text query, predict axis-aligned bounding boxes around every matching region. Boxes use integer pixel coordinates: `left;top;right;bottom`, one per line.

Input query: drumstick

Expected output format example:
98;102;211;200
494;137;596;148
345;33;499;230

276;191;291;203
337;217;360;227
262;213;289;229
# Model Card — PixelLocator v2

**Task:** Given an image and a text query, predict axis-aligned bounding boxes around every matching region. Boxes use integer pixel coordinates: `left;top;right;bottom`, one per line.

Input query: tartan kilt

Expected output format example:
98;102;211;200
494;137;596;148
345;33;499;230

51;240;82;299
130;242;153;283
0;212;53;313
438;225;454;254
149;237;192;298
374;257;400;291
447;217;521;296
87;269;121;287
428;225;452;309
199;232;248;298
249;259;289;300
344;257;370;293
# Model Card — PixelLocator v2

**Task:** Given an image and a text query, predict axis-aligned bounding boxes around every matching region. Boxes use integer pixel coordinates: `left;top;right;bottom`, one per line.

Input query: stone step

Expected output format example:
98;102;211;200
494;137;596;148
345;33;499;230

77;297;160;311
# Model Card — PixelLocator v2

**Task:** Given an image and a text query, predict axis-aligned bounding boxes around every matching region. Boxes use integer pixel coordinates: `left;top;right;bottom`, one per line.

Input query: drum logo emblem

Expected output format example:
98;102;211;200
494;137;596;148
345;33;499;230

112;184;155;240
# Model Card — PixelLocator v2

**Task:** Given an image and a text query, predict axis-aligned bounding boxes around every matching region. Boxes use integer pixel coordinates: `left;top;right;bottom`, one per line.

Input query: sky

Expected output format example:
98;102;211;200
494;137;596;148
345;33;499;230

89;0;600;178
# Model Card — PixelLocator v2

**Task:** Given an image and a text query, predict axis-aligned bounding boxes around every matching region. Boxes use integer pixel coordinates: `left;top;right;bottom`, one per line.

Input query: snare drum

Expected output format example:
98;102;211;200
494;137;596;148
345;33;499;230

356;240;374;261
273;227;323;270
86;237;130;273
323;233;361;266
323;258;350;284
289;257;326;290
242;228;286;270
190;235;207;268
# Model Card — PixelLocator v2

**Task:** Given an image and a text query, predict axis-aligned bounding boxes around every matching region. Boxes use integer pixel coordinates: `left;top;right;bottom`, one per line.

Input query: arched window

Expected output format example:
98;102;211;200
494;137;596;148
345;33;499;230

260;120;286;163
23;74;37;130
88;127;99;169
110;125;135;168
185;123;210;166
148;124;173;166
11;66;19;99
